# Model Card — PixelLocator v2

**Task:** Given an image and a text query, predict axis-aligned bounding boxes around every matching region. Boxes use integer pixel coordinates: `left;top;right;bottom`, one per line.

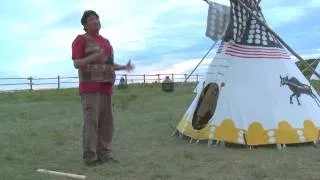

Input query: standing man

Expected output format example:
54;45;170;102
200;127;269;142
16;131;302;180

71;10;134;166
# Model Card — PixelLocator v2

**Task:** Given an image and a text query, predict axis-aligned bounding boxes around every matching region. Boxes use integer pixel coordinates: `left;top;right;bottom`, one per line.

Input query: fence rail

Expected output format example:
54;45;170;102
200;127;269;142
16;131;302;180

0;73;203;92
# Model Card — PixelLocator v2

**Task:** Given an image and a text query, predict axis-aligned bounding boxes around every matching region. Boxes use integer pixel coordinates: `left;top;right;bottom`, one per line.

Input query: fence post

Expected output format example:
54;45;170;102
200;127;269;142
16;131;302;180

143;74;146;84
157;74;160;82
124;74;127;83
196;74;199;82
28;77;33;91
171;73;174;82
184;74;187;82
57;75;60;89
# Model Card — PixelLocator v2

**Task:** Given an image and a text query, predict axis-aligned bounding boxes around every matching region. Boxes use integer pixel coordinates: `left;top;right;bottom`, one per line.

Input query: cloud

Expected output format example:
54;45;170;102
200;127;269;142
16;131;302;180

100;15;153;52
155;58;211;75
261;0;320;29
212;0;230;6
309;0;320;8
9;23;32;33
77;0;205;23
290;53;320;61
29;0;51;6
22;28;81;51
263;6;305;28
133;57;211;75
1;0;320;83
96;0;209;53
16;56;65;77
11;27;82;77
14;0;209;62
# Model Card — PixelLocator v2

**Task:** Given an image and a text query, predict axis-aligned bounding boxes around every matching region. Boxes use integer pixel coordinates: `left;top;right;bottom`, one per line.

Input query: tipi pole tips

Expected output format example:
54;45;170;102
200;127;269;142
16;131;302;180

276;144;283;150
171;129;178;136
202;0;209;5
314;130;320;147
312;140;318;148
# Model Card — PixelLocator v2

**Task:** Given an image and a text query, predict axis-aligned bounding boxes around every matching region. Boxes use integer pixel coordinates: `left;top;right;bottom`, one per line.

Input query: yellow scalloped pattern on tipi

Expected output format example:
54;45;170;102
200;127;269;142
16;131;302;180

246;122;269;145
302;120;318;141
214;119;240;143
275;121;300;144
177;116;320;144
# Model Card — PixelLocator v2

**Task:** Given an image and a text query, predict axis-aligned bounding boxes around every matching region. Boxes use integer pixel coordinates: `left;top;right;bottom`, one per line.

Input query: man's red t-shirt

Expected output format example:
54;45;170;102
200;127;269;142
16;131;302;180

71;34;114;95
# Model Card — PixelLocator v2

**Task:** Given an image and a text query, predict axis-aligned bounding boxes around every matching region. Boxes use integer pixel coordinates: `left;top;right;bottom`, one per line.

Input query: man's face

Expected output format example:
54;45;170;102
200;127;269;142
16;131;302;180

85;14;101;33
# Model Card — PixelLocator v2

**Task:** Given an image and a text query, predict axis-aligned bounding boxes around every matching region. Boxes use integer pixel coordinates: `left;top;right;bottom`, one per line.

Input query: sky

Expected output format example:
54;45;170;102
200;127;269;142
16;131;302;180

1;0;320;79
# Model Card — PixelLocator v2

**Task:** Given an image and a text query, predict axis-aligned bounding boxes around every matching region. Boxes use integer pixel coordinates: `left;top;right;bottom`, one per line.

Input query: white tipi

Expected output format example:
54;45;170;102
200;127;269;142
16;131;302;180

175;0;320;146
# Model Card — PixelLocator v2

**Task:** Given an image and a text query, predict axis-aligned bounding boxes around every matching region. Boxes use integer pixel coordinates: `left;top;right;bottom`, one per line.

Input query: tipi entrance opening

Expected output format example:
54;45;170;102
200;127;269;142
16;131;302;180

192;83;219;130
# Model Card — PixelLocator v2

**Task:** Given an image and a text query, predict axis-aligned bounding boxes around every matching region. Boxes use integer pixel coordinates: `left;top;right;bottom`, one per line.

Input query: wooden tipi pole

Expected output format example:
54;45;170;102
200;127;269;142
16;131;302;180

185;41;217;82
301;60;318;73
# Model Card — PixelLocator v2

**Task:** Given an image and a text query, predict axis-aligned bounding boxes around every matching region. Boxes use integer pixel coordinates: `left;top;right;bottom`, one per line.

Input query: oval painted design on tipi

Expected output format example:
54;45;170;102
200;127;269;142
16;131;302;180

192;83;220;130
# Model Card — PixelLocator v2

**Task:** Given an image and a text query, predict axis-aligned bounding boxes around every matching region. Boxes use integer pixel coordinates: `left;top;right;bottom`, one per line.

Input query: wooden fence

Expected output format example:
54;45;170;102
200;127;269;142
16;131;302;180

0;73;203;91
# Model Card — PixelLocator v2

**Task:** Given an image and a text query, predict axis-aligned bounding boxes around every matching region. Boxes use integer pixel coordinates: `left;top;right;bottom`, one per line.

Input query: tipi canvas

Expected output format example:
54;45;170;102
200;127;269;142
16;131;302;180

175;0;320;146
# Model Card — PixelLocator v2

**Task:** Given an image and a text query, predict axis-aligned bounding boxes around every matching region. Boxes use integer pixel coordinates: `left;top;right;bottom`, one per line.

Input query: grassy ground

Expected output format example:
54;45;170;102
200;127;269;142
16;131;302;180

1;83;320;180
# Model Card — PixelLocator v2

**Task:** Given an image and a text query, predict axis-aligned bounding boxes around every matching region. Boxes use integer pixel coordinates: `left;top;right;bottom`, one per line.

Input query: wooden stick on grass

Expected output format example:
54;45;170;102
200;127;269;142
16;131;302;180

37;169;86;179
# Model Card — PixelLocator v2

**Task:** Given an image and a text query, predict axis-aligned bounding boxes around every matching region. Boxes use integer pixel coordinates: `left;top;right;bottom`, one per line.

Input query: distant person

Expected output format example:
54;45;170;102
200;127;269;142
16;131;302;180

71;10;134;166
118;77;128;89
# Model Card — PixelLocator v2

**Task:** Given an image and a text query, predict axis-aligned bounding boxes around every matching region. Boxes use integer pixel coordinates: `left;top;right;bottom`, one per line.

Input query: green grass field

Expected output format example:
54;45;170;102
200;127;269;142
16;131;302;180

1;83;320;180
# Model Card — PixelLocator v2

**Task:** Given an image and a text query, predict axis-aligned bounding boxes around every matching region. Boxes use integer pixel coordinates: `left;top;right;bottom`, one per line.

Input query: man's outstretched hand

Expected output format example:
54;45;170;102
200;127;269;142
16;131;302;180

125;59;134;72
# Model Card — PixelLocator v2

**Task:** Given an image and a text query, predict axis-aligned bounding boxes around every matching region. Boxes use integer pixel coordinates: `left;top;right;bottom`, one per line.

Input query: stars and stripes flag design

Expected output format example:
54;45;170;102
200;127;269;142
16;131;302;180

217;43;291;59
205;0;290;59
227;0;283;48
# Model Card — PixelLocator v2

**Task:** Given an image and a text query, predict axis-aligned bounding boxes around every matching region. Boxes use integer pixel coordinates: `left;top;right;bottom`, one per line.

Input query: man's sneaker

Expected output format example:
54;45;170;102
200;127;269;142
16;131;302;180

84;158;100;167
98;156;119;164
